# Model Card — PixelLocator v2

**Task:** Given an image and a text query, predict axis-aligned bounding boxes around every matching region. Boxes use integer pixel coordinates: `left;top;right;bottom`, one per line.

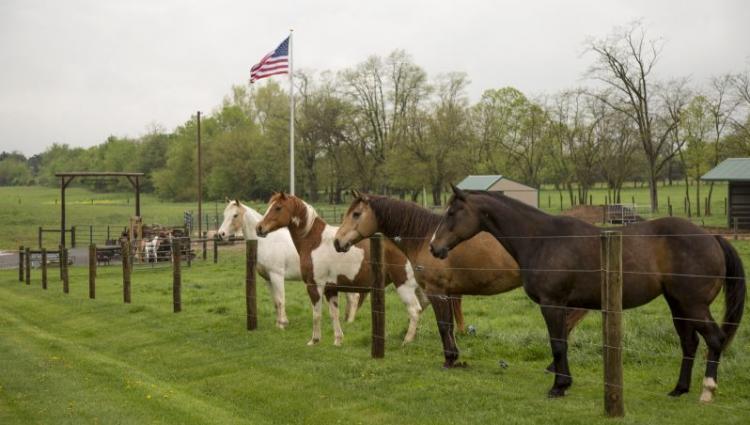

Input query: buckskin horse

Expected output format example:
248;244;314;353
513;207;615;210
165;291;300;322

256;192;426;346
430;186;745;402
333;191;587;369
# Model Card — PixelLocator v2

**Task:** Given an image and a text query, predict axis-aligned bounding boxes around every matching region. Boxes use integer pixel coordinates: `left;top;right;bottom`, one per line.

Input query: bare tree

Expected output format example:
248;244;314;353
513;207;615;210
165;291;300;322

587;22;683;211
704;75;741;211
340;50;428;190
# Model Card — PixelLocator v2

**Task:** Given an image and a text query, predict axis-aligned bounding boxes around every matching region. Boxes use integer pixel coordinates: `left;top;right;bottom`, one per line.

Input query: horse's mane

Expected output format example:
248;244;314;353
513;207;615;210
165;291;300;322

366;195;443;239
462;189;550;216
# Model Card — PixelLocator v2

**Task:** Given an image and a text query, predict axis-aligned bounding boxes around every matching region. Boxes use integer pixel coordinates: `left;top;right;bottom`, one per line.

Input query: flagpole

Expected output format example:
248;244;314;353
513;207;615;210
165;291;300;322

288;29;295;196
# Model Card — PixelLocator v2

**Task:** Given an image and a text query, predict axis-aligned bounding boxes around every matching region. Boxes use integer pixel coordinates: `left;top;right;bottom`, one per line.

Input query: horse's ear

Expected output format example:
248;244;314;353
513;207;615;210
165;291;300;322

279;192;287;200
350;189;360;199
224;196;230;203
360;192;370;203
234;199;240;206
450;183;466;201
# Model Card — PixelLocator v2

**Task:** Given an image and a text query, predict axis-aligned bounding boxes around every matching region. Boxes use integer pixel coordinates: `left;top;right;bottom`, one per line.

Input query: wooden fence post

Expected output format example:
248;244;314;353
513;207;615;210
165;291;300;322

121;239;131;303
62;247;69;294
186;237;192;267
24;247;31;285
38;226;43;249
71;226;76;248
371;234;386;359
213;238;218;264
734;217;739;241
172;238;181;313
202;231;207;260
89;244;96;299
41;248;47;290
58;244;64;280
246;239;258;330
18;246;24;282
601;230;624;417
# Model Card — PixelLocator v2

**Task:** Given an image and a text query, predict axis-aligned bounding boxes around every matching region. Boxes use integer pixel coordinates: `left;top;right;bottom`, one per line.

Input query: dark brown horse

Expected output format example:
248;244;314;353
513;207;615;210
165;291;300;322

333;192;587;369
430;186;745;402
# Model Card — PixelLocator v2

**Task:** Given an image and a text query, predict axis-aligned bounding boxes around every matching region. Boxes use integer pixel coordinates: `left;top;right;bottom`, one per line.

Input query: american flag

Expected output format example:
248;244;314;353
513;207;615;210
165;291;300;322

250;37;289;83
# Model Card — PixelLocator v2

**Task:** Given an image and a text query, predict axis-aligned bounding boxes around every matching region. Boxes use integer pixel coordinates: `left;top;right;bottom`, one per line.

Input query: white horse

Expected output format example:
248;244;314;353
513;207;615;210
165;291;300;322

218;200;363;328
144;235;160;263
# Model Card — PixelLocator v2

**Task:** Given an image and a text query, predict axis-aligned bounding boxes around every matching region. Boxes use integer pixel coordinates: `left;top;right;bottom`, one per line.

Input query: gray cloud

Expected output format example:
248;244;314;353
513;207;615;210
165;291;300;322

1;0;748;155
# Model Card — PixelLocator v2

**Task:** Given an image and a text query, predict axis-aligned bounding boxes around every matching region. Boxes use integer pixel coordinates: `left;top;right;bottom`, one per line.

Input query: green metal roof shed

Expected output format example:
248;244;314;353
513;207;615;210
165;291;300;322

457;174;539;208
701;158;750;228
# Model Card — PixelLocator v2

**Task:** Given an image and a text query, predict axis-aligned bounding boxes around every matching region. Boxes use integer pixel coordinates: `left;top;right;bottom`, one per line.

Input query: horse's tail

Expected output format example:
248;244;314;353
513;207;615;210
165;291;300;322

716;236;746;349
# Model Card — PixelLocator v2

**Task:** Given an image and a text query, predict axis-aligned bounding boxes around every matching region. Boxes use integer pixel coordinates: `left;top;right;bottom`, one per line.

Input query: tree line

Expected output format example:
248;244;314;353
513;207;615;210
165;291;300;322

2;22;749;211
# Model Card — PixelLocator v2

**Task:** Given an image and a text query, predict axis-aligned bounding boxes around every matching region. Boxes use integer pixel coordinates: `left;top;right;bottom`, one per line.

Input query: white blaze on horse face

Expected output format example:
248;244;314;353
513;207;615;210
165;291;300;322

430;222;441;244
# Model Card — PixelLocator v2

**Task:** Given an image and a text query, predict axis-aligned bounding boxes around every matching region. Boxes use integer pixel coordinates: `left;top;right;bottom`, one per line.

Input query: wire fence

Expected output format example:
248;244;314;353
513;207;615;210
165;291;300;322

2;230;749;418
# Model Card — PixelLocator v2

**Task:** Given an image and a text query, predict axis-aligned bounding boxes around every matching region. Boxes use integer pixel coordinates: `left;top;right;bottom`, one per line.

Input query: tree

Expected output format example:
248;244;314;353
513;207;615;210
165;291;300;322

546;90;604;205
471;87;549;186
341;50;428;190
587;22;683;211
0;156;33;186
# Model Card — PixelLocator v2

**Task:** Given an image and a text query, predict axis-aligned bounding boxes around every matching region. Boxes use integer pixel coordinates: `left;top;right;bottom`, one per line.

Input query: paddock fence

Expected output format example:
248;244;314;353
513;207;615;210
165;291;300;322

4;230;750;419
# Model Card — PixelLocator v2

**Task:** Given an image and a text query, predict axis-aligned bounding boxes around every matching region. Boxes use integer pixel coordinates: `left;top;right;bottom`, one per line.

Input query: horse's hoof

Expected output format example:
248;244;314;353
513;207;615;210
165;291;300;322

668;387;689;397
548;387;567;398
443;361;468;369
699;377;717;403
306;338;320;346
333;338;343;347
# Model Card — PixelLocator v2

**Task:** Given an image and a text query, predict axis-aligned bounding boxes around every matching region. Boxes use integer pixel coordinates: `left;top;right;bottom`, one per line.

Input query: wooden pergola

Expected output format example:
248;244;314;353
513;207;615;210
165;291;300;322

55;172;144;247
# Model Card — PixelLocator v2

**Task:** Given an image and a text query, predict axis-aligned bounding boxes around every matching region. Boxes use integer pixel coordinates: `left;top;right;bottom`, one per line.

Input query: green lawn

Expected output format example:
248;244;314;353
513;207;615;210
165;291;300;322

1;245;749;424
1;183;748;424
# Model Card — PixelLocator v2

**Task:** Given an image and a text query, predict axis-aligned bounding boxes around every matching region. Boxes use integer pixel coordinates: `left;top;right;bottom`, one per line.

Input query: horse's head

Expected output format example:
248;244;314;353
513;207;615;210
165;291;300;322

334;190;378;252
218;199;245;240
430;184;482;259
256;192;299;237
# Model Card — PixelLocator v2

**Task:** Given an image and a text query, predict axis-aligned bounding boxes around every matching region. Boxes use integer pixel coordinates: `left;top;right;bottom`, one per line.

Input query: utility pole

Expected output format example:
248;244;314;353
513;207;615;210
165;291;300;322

197;111;202;238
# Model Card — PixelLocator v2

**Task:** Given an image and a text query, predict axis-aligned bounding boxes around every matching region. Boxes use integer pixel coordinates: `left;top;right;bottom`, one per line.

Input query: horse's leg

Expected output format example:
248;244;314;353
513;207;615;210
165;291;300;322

395;281;423;345
427;293;461;368
452;296;465;333
665;298;699;397
344;293;360;323
546;308;589;372
692;311;725;403
268;272;288;329
540;304;572;397
306;281;324;346
325;287;344;346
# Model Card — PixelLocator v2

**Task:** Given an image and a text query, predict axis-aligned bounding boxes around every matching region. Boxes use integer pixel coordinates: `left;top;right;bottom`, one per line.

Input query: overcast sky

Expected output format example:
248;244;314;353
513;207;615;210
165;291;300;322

1;0;748;156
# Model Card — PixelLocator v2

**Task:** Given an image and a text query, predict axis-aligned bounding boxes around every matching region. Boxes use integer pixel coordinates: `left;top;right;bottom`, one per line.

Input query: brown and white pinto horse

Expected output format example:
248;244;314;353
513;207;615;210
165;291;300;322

256;193;426;346
333;192;587;369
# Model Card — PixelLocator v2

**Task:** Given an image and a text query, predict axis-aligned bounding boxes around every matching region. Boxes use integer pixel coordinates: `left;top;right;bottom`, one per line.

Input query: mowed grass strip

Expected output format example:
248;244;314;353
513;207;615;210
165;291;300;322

1;247;750;424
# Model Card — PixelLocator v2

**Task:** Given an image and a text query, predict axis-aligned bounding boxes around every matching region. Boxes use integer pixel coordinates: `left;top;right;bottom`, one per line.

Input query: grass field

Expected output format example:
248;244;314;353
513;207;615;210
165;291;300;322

0;182;732;250
1;248;749;424
1;183;748;424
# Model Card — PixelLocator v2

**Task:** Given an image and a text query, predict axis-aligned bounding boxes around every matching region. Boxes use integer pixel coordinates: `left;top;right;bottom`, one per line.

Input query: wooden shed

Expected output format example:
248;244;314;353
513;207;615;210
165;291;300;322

457;175;539;208
702;158;750;229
